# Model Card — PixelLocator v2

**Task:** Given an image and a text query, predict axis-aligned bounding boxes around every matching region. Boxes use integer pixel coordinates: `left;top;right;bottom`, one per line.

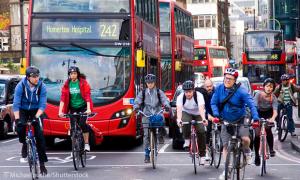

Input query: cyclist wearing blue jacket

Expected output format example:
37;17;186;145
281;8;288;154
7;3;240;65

211;68;259;179
13;66;48;175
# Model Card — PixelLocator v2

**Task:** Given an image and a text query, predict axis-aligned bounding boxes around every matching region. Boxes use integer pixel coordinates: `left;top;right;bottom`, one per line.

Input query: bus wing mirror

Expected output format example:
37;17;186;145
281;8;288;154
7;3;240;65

136;49;145;68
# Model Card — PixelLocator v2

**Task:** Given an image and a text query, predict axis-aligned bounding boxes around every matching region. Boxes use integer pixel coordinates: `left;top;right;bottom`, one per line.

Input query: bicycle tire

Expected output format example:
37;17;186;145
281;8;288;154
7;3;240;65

260;136;266;176
237;149;246;180
213;130;222;168
278;114;288;142
80;134;87;168
150;130;157;169
191;134;197;174
72;134;80;171
27;140;34;180
225;144;236;180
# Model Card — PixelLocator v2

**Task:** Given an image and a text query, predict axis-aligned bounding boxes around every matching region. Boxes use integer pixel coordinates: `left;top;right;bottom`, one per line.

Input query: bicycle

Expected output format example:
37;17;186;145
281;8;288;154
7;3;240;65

64;112;95;171
278;103;289;142
255;118;274;176
210;121;222;168
181;120;204;174
138;109;164;169
223;120;250;180
26;118;41;180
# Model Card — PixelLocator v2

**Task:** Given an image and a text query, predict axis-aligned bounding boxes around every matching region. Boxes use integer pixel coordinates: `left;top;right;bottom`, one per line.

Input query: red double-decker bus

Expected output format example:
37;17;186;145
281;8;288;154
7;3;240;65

242;30;286;91
159;0;194;100
26;0;161;145
285;40;297;84
193;45;229;78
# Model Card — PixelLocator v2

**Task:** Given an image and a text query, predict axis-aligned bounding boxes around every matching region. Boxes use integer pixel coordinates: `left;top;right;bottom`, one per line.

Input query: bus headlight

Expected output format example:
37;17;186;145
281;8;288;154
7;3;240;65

112;108;133;119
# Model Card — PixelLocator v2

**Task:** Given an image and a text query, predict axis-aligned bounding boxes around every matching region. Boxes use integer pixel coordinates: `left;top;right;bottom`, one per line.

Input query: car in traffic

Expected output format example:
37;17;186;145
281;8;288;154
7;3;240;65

0;75;22;138
210;76;252;95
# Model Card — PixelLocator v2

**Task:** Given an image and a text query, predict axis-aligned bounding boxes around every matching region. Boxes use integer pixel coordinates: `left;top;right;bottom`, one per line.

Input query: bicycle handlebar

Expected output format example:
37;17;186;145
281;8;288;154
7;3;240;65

63;112;96;118
137;109;164;118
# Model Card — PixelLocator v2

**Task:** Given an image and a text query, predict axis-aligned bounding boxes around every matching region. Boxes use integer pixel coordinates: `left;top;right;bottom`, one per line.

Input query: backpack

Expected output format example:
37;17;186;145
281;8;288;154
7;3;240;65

141;88;162;108
22;82;42;101
182;91;198;106
276;84;296;96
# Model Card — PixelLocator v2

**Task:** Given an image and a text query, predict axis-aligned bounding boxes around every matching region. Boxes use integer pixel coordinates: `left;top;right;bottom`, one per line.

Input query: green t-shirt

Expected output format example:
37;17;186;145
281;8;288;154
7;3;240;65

69;80;86;109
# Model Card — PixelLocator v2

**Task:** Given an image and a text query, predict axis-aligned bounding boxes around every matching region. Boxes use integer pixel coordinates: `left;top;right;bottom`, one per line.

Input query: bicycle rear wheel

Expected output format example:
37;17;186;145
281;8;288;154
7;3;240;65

225;145;236;180
150;130;157;169
213;130;222;168
278;114;288;142
191;135;197;174
72;134;80;171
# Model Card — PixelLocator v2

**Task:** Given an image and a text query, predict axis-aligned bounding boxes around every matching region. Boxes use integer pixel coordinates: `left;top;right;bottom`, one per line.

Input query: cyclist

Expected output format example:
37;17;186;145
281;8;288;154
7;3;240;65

274;74;300;137
13;66;48;175
133;74;170;163
211;68;259;178
58;66;93;151
176;80;208;165
196;79;215;160
253;78;278;166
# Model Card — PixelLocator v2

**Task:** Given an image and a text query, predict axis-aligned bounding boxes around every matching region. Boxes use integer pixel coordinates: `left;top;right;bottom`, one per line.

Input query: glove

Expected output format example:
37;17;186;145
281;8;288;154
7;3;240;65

252;121;260;129
134;108;140;113
164;106;170;112
212;117;220;124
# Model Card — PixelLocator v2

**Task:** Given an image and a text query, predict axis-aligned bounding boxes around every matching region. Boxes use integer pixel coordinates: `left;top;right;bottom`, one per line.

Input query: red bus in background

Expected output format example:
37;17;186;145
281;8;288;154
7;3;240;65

193;45;229;78
26;0;161;146
242;30;286;91
159;0;194;100
285;40;297;84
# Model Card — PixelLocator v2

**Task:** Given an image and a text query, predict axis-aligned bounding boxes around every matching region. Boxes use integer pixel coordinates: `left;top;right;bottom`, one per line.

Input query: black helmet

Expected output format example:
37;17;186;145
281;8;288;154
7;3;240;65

145;74;156;83
263;78;276;88
280;74;290;81
182;80;194;90
68;66;80;75
26;66;40;77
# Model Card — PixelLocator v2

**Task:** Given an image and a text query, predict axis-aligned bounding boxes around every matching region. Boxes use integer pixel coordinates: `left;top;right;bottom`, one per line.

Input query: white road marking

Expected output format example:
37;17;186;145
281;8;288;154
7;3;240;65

274;137;300;163
1;138;18;144
158;140;171;153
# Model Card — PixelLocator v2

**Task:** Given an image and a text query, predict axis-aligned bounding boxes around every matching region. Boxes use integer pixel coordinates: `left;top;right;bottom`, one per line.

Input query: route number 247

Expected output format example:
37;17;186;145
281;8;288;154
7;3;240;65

100;25;117;38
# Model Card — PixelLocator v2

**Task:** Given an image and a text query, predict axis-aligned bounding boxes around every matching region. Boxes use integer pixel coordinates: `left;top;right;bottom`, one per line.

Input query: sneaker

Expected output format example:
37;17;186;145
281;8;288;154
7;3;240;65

158;136;164;144
205;151;211;161
254;155;260;166
199;156;205;165
84;144;90;151
270;150;276;157
20;158;27;163
218;170;225;179
40;162;47;176
245;149;252;165
183;139;189;150
144;155;150;163
291;132;297;137
21;143;27;158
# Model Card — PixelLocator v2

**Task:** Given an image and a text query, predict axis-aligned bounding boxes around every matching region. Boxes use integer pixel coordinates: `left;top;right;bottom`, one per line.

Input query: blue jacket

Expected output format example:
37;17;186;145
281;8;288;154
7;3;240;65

211;84;259;122
13;78;47;112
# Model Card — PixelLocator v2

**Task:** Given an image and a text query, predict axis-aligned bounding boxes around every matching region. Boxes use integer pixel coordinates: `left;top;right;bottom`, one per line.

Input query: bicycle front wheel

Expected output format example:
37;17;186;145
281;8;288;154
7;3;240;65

213;130;222;168
80;135;87;168
72;134;81;171
191;135;197;174
278;114;288;142
150;130;157;169
225;145;236;180
237;149;246;180
27;140;39;180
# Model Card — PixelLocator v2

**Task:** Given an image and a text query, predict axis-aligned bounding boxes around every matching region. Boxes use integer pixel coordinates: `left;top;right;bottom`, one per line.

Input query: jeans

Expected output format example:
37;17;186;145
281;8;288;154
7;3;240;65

277;103;295;133
17;109;48;163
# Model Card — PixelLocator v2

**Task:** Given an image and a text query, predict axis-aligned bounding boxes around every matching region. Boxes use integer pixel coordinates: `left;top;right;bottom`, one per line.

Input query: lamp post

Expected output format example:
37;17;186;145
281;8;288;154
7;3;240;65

272;0;275;30
20;0;25;59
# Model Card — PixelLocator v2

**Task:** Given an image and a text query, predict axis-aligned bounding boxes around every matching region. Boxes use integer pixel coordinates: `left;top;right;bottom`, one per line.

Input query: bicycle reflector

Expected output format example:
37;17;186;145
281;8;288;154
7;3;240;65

149;115;164;127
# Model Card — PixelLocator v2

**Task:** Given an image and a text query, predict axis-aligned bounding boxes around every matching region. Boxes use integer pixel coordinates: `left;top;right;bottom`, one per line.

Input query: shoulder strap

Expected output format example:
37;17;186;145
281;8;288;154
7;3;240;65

183;93;186;106
157;88;162;105
219;82;241;112
141;89;146;108
193;91;198;105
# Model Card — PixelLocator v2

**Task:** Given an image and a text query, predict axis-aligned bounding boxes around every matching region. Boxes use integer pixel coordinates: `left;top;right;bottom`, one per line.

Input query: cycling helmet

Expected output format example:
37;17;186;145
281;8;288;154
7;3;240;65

280;74;290;81
145;74;156;83
224;68;239;79
68;66;80;75
182;80;194;90
263;78;276;88
26;66;40;77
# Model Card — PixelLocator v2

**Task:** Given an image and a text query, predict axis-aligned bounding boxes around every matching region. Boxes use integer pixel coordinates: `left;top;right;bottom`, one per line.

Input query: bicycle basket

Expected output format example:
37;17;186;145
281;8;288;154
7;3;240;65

149;115;164;127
